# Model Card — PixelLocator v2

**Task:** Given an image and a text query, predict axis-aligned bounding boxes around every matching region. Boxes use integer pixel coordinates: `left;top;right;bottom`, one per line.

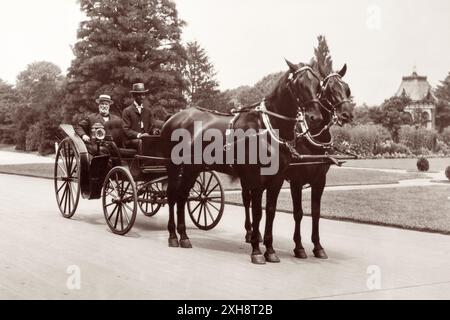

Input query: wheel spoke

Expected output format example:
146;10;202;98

57;161;68;177
205;183;219;197
114;205;121;229
203;202;207;226
107;204;118;221
57;180;67;194
58;184;68;207
205;203;215;222
204;172;213;194
207;201;221;213
196;203;204;224
63;184;69;213
119;205;124;231
189;200;202;216
122;203;132;224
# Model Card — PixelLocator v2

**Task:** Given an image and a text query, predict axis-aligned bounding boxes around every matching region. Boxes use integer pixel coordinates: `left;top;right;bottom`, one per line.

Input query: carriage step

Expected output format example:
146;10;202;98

142;166;167;173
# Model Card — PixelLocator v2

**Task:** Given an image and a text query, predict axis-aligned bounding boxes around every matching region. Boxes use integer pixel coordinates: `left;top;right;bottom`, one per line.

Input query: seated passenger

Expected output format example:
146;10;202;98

74;94;123;154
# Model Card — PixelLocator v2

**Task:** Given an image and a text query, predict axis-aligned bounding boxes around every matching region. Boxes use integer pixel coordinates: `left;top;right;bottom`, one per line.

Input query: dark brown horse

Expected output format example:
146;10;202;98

242;64;354;259
160;60;324;264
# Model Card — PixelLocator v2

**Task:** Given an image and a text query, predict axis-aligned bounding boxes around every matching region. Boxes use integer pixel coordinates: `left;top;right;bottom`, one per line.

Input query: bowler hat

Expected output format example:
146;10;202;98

130;83;149;93
95;94;114;105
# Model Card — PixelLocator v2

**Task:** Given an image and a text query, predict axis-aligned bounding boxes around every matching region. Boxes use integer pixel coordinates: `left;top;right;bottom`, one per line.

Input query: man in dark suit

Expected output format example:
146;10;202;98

122;83;158;140
74;94;123;154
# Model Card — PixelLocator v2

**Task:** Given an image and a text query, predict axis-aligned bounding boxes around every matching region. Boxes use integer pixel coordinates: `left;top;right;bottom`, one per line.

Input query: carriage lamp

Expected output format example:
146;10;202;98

91;123;106;141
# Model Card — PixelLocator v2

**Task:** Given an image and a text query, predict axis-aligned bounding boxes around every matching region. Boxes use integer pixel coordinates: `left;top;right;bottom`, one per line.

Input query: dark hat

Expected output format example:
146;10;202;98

130;83;149;93
95;94;114;105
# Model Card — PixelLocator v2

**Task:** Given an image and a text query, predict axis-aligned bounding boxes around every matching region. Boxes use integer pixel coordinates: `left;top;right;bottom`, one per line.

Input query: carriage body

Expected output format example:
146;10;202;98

54;123;224;235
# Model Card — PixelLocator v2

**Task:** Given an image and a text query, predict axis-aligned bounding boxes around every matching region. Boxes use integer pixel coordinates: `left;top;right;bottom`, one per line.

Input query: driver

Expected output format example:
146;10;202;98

74;94;123;154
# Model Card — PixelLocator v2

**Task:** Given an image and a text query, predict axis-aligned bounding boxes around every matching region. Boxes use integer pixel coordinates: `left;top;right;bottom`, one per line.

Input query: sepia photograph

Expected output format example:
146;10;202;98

0;0;449;305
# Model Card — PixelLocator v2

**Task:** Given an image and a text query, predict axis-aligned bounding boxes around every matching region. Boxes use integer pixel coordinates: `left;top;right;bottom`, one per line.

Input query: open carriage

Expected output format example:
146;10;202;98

53;123;225;235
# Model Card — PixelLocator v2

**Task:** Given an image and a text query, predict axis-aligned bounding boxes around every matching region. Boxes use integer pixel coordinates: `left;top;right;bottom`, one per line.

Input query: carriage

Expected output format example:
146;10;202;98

53;123;225;235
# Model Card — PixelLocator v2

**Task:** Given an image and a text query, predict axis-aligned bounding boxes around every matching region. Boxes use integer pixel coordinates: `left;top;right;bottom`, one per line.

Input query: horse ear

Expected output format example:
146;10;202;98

338;64;347;77
285;59;298;73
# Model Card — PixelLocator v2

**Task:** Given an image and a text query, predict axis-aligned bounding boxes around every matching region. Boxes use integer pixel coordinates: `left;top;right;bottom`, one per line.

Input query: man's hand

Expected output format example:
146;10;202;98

137;133;150;138
82;135;91;142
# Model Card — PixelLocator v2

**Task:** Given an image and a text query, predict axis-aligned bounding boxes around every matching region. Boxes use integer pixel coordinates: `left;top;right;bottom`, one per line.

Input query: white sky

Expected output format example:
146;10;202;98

0;0;449;105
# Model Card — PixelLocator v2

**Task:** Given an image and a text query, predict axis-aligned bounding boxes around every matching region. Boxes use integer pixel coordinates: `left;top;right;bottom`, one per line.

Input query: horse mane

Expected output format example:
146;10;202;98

265;62;310;101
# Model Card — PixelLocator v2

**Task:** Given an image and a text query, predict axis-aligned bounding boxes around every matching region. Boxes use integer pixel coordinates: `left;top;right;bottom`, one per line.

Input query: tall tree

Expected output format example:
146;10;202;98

64;0;187;120
434;71;450;132
184;41;218;105
311;35;333;76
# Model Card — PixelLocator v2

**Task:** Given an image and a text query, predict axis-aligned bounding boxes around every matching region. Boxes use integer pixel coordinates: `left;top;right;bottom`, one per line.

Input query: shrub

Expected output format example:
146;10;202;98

416;157;430;171
445;166;450;180
435;140;450;156
441;127;450;145
25;123;41;152
399;125;437;154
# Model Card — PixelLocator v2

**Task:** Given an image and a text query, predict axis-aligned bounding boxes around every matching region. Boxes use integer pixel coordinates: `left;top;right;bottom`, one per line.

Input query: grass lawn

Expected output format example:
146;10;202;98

344;157;450;172
0;163;54;179
0;163;427;187
224;185;450;234
216;167;426;191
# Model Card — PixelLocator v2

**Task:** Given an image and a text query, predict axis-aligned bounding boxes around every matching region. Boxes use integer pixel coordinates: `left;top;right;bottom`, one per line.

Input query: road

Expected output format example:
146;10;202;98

0;173;449;299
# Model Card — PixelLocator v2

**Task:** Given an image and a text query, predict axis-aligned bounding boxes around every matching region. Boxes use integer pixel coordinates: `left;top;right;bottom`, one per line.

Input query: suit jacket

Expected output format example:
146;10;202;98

122;103;154;139
74;113;122;140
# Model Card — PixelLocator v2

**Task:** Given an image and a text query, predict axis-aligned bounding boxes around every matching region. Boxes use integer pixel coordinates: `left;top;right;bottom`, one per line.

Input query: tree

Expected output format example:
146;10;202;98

0;80;19;125
435;71;450;132
311;35;333;76
15;61;64;107
353;104;373;125
13;61;65;151
64;0;187;120
371;96;412;142
184;41;219;106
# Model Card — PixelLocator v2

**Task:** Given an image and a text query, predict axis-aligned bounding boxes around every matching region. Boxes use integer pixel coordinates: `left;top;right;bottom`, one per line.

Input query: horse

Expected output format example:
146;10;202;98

160;60;324;264
241;64;354;260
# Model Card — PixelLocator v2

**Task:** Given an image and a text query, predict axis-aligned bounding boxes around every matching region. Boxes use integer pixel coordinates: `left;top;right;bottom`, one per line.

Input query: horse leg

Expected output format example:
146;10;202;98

167;165;180;247
263;179;284;263
242;188;253;243
290;181;307;259
311;182;328;259
176;169;199;248
242;187;263;243
250;189;265;264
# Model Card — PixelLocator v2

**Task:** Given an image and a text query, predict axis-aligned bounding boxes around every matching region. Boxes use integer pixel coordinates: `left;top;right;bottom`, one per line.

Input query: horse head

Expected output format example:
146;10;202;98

319;64;354;126
265;59;324;142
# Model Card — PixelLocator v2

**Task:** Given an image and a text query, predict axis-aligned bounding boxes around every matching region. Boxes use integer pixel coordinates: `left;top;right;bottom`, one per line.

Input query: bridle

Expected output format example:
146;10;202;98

293;72;352;149
227;66;325;158
320;73;352;127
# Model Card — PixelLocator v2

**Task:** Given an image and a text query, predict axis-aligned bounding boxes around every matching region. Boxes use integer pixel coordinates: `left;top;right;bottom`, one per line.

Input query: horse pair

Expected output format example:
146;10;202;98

160;59;352;264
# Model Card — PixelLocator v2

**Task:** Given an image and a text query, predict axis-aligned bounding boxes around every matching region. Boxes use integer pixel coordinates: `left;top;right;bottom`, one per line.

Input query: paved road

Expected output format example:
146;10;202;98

0;174;449;299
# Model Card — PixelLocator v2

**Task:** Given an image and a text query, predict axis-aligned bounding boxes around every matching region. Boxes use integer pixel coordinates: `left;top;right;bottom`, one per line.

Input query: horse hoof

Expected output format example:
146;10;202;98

264;252;280;263
313;248;328;259
294;248;307;259
251;254;266;265
180;239;192;248
245;234;252;243
168;238;179;248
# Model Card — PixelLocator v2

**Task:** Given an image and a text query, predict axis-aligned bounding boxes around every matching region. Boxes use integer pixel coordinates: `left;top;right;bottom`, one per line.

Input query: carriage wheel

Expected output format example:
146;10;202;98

102;167;137;235
54;138;80;218
138;181;164;217
187;171;224;230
